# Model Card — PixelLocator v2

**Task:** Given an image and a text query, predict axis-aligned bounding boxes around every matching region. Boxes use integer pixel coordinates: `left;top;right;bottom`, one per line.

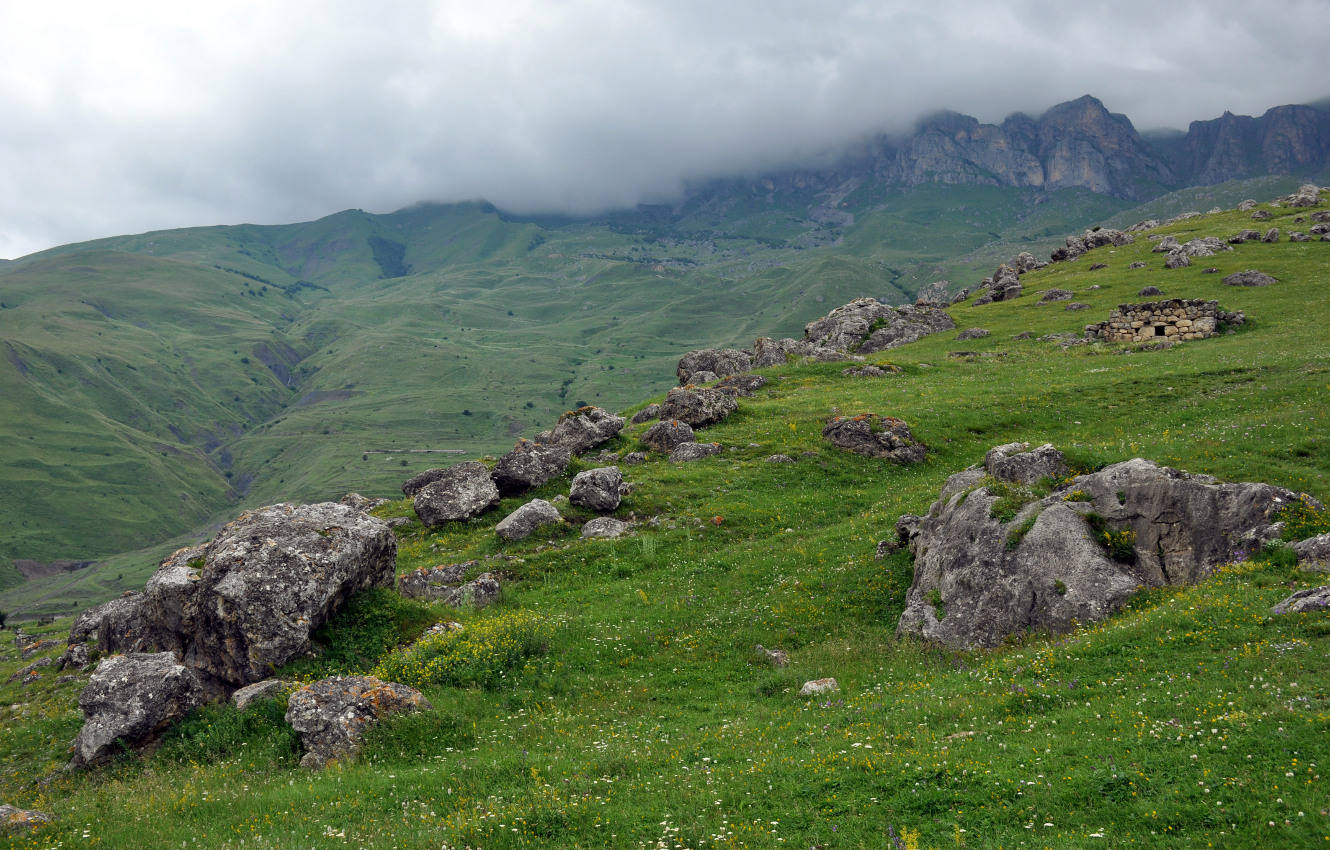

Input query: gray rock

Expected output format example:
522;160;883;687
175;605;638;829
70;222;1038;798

1039;289;1073;303
69;593;146;654
1223;270;1277;287
1009;252;1045;273
822;415;925;464
766;454;795;463
1237;199;1257;211
630;404;661;424
715;374;767;397
688;370;720;384
581;517;632;539
1128;261;1147;269
401;466;452;497
286;675;431;768
1151;235;1179;253
751;336;847;367
842;364;899;378
340;492;388;513
1251;209;1273;220
1290;231;1311;242
676;349;753;384
397;561;476;599
138;545;206;656
18;638;59;659
1139;285;1163;296
535;406;625;455
1278;184;1325;208
898;451;1308;648
1313;210;1330;222
955;328;991;340
184;502;398;691
984;442;1069;485
71;652;206;768
669;442;722;463
0;805;53;832
1164;251;1191;269
1262;228;1280;243
1228;229;1263;244
1293;532;1330;569
659;386;737;428
803;299;955;353
1271;585;1330;615
231;678;289;711
622;451;647;465
1065;302;1091;311
57;642;90;671
1311;223;1330;235
438;573;502;609
914;280;952;307
8;656;53;684
642;419;695;453
495;499;564;541
799;678;838;697
569;467;627;512
413;462;501;526
753;645;789;668
491;440;571;496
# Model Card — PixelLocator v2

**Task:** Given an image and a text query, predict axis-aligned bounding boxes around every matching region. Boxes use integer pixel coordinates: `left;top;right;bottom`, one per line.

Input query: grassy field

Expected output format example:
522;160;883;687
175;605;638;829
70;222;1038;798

0;184;1132;607
1;197;1327;847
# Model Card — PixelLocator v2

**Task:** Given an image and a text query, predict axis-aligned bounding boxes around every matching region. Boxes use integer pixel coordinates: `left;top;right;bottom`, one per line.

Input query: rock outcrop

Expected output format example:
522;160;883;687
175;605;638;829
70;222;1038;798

413;462;500;526
658;386;737;428
71;652;206;768
897;445;1310;648
286;676;431;768
803;299;955;354
822;415;925;463
534;406;625;455
676;349;753;384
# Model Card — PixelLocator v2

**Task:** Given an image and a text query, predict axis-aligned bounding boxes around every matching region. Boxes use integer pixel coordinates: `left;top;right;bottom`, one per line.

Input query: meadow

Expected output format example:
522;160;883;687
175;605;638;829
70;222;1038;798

1;196;1328;848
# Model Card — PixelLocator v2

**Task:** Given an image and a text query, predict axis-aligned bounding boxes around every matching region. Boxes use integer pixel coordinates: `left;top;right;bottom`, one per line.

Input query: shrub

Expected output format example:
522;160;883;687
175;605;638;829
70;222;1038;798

372;610;553;690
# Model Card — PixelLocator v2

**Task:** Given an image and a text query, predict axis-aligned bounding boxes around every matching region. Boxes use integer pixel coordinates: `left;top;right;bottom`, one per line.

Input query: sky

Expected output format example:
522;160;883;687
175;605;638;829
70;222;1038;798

2;0;1327;259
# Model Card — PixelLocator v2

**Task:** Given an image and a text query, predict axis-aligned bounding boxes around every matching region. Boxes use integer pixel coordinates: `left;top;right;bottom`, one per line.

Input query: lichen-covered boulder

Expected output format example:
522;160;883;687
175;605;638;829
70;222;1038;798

715;374;767;397
751;337;847;367
534;406;625;455
658;386;737;428
668;441;722;463
897;449;1310;648
1294;532;1330;569
642;419;695;453
70;652;206;768
413;462;500;526
181;503;397;691
569;467;628;512
1271;585;1330;615
286;676;431;768
582;517;632;539
495;499;564;541
984;442;1069;485
676;348;753;384
630;404;662;424
822;415;925;463
491;440;571;496
803;299;955;354
231;678;290;711
1223;270;1277;287
397;561;476;599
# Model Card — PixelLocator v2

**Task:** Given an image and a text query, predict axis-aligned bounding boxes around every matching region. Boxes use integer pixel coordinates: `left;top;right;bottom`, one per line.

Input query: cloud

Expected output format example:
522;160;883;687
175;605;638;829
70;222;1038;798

2;0;1327;258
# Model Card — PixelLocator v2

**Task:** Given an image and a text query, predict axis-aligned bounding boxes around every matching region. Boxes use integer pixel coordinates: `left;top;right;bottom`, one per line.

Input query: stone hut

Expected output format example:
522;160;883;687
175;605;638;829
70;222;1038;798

1085;299;1243;343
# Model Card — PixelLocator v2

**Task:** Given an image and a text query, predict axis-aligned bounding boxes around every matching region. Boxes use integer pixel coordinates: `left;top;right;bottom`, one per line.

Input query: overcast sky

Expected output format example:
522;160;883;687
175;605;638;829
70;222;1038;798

1;0;1327;259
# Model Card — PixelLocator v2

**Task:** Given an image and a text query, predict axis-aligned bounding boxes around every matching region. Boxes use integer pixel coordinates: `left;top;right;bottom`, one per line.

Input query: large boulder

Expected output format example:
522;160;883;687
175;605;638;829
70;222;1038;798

491;440;571;496
138;545;206;656
534;406;625;455
1293;533;1330;569
751;336;848;367
641;420;695;453
413;462;500;526
897;448;1308;648
71;652;206;768
495;499;564;541
1271;585;1330;615
803;299;955;354
658;386;737;428
569;467;628;512
676;348;753;384
821;415;925;464
183;503;398;690
1278;184;1325;207
402;467;453;498
286;676;431;769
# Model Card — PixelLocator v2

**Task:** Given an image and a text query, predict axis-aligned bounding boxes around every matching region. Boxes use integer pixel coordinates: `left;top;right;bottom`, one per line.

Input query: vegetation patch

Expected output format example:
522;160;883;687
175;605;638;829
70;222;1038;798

1084;512;1137;563
1277;493;1330;540
372;609;552;690
281;588;437;680
1006;511;1040;549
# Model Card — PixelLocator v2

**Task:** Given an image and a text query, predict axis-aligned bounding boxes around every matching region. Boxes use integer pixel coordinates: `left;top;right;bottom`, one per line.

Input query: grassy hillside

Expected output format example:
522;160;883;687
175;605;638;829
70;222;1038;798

1;197;1327;847
0;185;1129;603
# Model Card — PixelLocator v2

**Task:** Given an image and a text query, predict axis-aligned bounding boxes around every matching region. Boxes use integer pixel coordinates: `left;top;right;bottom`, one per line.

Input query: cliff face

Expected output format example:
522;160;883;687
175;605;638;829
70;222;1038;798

1180;105;1330;185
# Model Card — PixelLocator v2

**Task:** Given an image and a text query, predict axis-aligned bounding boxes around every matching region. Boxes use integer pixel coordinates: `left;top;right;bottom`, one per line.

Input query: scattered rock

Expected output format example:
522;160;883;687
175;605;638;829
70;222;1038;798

71;652;206;768
622;451;647;465
1039;289;1073;302
1089;263;1108;271
1262;228;1280;243
897;449;1310;648
413;462;501;526
1251;209;1272;220
1278;184;1325;207
1290;232;1310;242
570;467;628;512
914;280;952;307
1311;223;1330;235
955;328;990;340
1164;252;1191;269
715;374;767;397
0;805;52;832
658;386;737;428
581;517;632;539
340;492;389;513
676;349;753;384
1228;229;1262;244
766;454;795;464
669;442;722;463
688;370;720;384
232;679;289;711
286;676;431;769
19;639;59;659
57;643;90;671
1271;585;1330;615
491;440;572;496
1237;199;1257;211
1223;270;1277;287
641;420;695;453
436;573;502;609
1313;211;1330;222
1013;331;1034;340
397;561;477;600
984;442;1069;485
1139;285;1163;296
799;678;839;697
750;336;848;367
822;415;925;464
535;406;625;455
1051;228;1134;262
1201;267;1219;274
803;299;955;353
754;645;789;668
1293;532;1330;569
1152;235;1179;253
401;467;452;498
1065;302;1091;311
496;499;564;541
7;657;52;683
1128;261;1147;269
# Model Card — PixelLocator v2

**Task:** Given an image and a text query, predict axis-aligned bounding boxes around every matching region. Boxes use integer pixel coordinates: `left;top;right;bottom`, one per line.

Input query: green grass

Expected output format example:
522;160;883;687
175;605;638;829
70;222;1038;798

0;197;1327;847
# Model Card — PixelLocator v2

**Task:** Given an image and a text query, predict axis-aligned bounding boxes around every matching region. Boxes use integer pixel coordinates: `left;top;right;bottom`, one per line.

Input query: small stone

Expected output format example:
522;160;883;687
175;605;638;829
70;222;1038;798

581;517;631;539
754;645;789;668
766;454;795;464
669;442;722;463
799;678;839;697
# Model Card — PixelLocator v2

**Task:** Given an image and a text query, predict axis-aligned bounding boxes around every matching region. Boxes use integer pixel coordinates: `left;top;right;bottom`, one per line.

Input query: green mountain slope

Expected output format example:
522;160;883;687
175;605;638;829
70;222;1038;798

0;185;1133;593
1;196;1327;848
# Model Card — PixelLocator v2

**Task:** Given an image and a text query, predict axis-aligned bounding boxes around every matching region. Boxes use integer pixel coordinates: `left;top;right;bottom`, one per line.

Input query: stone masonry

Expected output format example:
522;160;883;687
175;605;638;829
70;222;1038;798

1085;299;1243;343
